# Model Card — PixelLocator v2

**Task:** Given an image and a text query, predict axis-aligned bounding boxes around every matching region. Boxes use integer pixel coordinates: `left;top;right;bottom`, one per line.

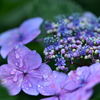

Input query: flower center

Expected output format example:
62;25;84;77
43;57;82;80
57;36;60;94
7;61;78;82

23;72;28;76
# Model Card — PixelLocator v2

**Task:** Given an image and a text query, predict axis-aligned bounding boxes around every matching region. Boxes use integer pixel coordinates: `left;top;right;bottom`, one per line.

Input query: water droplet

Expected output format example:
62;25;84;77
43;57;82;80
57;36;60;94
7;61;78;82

29;83;32;87
38;85;40;88
10;69;16;75
43;74;48;79
16;54;20;59
38;85;43;88
19;59;23;68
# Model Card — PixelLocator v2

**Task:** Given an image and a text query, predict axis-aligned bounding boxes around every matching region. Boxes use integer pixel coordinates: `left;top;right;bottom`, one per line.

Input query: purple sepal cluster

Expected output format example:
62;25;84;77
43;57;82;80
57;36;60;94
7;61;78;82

0;45;52;95
38;63;100;100
0;17;43;58
0;12;100;100
44;12;100;70
0;45;100;100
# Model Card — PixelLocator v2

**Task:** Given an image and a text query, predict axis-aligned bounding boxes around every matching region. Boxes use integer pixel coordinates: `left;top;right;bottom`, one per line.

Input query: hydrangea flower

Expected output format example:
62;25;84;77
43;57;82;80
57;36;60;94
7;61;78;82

0;17;43;58
38;63;100;100
0;45;52;96
44;12;100;70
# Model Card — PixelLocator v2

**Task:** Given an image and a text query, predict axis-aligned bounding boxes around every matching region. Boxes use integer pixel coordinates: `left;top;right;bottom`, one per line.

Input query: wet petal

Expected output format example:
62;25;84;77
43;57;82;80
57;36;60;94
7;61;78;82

86;63;100;87
52;71;68;88
22;74;39;96
90;63;100;74
38;80;60;96
76;66;90;81
41;97;58;100
19;17;43;44
38;71;67;96
24;50;42;71
27;64;53;95
8;45;42;72
0;64;23;95
34;63;52;79
64;67;91;91
60;88;93;100
0;64;14;78
63;71;80;91
8;45;30;69
64;78;80;91
28;64;52;81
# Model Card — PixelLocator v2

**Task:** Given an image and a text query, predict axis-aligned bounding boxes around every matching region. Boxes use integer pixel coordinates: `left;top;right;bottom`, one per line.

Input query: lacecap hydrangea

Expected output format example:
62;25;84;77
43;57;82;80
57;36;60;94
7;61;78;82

43;12;100;71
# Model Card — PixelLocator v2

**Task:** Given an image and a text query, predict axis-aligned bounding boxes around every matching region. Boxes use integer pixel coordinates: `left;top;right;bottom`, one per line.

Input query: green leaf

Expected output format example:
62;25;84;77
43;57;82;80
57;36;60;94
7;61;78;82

32;0;83;20
0;86;16;100
0;0;34;32
0;0;83;32
90;84;100;100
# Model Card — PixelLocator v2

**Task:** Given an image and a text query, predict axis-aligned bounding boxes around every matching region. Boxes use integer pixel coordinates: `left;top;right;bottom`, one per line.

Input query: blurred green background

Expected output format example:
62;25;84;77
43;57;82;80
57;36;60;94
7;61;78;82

0;0;100;100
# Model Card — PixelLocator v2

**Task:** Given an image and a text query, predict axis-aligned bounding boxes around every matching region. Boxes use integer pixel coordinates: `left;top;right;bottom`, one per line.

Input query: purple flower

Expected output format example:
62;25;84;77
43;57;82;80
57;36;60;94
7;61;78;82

38;63;100;100
38;71;68;96
0;45;52;96
44;13;100;70
68;63;100;89
0;17;43;58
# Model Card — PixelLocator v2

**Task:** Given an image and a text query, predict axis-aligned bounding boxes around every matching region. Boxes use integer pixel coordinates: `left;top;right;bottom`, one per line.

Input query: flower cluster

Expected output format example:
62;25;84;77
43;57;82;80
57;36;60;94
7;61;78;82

0;46;100;100
39;63;100;100
0;13;100;100
0;45;52;95
44;12;100;70
0;45;100;100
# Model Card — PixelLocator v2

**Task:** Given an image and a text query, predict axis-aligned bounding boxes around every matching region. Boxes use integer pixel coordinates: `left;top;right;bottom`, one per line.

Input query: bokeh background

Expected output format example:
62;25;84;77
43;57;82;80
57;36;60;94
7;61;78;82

0;0;100;100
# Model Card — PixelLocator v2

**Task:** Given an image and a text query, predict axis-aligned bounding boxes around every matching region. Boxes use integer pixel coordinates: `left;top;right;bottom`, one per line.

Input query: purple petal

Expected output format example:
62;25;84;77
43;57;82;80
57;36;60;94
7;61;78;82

41;97;58;100
21;63;51;96
76;66;90;81
64;67;91;91
90;63;100;74
52;71;68;88
64;71;81;91
22;74;39;96
8;45;42;72
60;88;93;100
24;50;42;71
0;28;19;58
38;71;67;96
38;80;60;96
64;78;81;91
28;63;52;81
0;28;19;46
0;46;15;59
85;63;100;89
19;17;43;44
84;78;100;91
83;63;100;89
0;64;14;78
35;63;52;79
0;64;23;95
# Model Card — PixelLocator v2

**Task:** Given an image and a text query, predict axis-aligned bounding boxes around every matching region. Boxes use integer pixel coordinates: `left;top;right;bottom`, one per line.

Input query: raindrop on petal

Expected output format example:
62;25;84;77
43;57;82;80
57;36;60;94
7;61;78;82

29;83;32;87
